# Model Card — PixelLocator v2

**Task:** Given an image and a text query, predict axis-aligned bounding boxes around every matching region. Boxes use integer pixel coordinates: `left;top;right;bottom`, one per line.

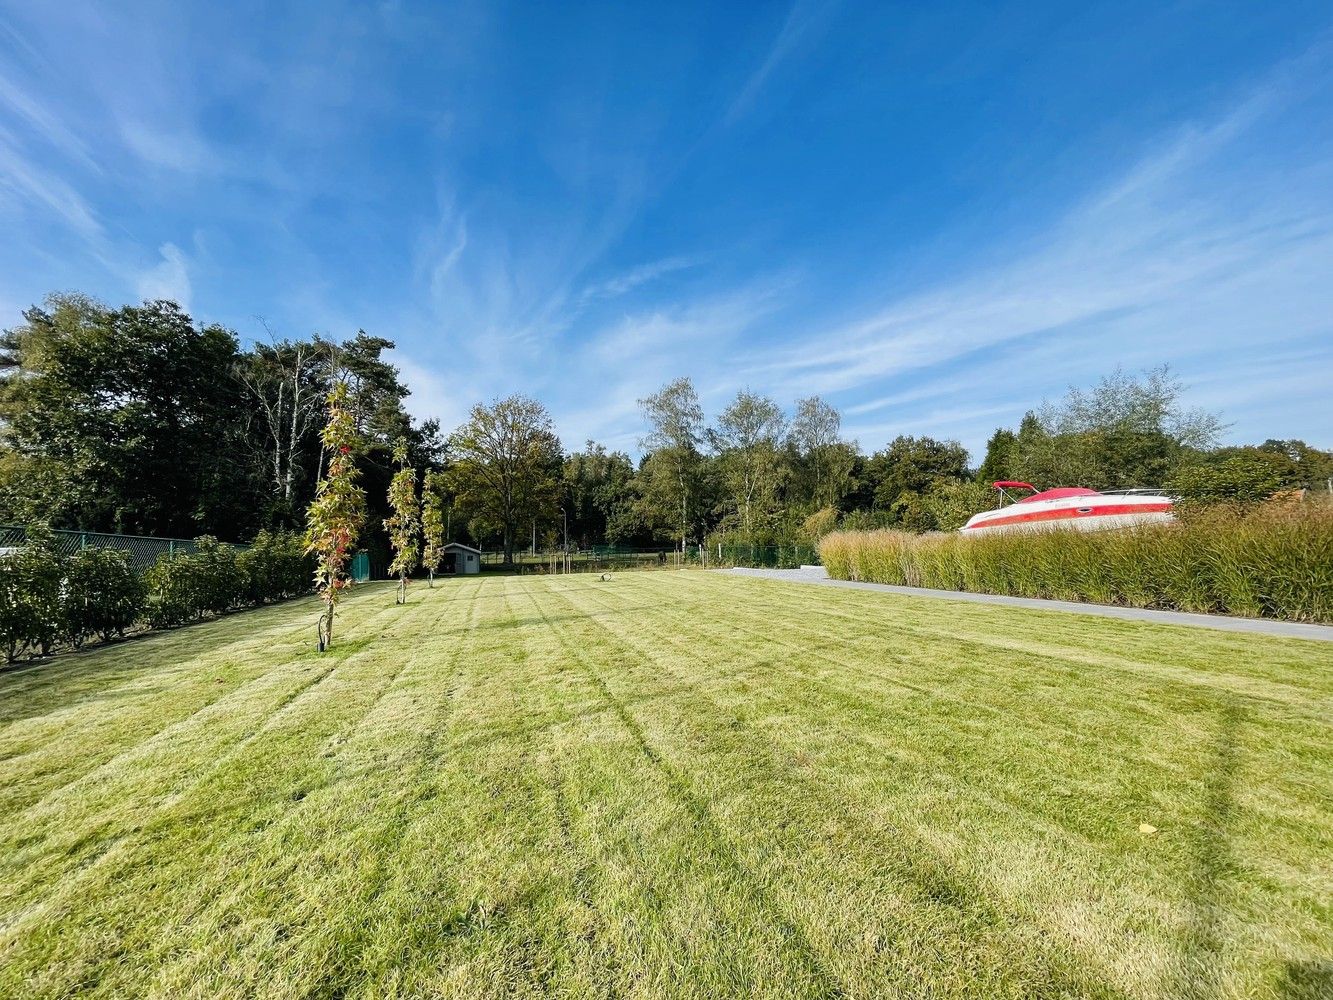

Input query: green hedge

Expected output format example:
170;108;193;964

1;528;311;662
144;533;309;629
819;503;1333;623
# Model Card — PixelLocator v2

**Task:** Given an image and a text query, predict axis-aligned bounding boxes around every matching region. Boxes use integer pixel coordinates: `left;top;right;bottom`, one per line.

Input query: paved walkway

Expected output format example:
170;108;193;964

722;566;1333;642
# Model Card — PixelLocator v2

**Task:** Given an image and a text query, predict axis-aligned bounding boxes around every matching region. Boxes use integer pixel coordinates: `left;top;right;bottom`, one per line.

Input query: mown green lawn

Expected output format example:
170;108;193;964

2;572;1330;999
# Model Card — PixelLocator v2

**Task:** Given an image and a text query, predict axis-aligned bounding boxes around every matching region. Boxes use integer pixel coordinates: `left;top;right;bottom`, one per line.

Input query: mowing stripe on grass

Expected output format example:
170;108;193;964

1;573;1329;999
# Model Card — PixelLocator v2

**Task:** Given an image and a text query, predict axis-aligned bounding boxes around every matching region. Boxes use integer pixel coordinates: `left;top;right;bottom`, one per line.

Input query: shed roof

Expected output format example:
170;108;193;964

442;541;482;554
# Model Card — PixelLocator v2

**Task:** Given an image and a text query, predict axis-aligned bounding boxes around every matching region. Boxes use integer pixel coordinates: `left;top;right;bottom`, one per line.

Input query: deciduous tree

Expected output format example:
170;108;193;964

384;439;421;603
790;396;851;509
638;377;705;554
710;390;787;536
305;383;366;650
421;471;447;586
446;396;561;564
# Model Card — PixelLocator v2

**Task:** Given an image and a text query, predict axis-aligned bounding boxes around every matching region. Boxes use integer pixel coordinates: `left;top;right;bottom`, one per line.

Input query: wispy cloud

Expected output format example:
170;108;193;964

119;120;223;174
135;242;192;309
725;0;839;125
739;64;1333;454
577;255;700;305
0;129;103;240
0;72;98;171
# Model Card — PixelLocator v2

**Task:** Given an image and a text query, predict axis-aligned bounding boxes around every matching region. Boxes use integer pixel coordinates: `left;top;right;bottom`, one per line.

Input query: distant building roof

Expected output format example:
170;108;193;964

442;541;482;554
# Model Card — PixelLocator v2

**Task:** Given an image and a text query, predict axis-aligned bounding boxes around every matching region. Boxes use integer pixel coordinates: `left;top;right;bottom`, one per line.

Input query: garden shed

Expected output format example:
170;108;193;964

440;541;481;575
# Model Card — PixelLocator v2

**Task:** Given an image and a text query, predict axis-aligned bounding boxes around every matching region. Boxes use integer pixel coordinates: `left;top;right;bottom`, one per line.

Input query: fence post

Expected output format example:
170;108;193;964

169;539;175;558
80;532;87;551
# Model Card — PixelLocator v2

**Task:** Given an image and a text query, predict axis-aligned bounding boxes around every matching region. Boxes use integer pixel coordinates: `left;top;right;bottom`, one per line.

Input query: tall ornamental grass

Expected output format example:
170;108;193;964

819;504;1333;622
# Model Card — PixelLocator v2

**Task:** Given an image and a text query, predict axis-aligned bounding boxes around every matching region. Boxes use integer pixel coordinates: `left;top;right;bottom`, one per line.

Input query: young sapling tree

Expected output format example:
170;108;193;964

421;470;446;587
384;439;421;604
304;382;366;650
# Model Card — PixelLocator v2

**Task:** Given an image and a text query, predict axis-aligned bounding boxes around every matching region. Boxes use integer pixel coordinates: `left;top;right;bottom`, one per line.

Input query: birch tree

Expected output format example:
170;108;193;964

237;337;329;512
638;378;705;555
710;390;786;536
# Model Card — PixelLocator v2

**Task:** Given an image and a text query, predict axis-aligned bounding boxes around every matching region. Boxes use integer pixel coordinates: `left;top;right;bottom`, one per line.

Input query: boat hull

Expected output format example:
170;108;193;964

960;494;1174;536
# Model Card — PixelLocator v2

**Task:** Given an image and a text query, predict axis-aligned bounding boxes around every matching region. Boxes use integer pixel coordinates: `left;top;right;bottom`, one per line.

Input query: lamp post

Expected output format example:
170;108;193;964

562;508;569;574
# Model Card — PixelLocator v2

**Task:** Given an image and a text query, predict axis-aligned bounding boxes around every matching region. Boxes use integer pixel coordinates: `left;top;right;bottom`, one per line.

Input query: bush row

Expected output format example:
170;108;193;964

1;529;311;662
819;503;1333;623
144;531;310;629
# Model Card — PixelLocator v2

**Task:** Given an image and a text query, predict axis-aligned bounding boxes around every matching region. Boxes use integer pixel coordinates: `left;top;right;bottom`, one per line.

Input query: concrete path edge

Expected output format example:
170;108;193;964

721;566;1333;642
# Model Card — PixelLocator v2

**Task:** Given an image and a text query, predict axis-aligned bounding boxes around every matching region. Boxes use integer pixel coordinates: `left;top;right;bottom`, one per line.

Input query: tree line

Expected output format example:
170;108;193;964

3;292;1330;566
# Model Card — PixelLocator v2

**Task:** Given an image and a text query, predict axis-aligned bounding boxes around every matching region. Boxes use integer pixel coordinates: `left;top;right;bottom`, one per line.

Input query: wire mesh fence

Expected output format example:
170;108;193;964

474;542;820;573
711;543;820;569
0;526;248;574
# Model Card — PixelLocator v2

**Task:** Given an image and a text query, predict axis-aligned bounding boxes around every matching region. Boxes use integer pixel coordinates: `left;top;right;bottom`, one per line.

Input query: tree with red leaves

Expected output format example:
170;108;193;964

304;382;366;650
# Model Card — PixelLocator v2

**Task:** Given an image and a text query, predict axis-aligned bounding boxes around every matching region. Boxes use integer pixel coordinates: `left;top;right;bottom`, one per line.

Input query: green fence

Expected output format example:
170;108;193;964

0;525;247;574
474;543;820;573
711;543;820;569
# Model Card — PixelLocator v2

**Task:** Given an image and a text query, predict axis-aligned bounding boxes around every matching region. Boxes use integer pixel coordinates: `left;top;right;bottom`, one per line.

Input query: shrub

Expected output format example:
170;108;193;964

193;536;244;616
237;530;310;604
145;536;247;628
819;502;1333;623
3;527;313;661
0;524;64;661
1167;457;1285;508
801;507;840;542
145;550;203;629
62;547;145;648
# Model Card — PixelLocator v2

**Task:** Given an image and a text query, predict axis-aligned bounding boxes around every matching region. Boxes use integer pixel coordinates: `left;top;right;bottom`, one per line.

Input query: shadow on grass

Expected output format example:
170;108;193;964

1277;961;1333;999
1172;698;1244;1000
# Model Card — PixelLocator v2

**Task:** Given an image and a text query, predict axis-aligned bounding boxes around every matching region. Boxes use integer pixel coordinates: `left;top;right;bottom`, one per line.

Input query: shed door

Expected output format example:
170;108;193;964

443;552;458;574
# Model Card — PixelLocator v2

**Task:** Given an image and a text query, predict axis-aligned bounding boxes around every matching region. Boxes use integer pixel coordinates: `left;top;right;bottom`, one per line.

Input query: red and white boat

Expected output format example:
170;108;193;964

959;481;1175;536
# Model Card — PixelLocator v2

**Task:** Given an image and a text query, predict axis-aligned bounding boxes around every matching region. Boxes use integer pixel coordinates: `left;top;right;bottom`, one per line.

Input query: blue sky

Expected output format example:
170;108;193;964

1;1;1331;460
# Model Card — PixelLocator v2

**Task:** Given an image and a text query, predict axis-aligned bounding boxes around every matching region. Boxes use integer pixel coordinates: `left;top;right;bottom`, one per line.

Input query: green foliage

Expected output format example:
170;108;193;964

0;295;249;537
145;537;239;628
790;396;851;510
1167;455;1286;507
888;491;938;533
821;502;1333;622
710;390;787;536
143;556;193;628
446;395;562;564
838;508;894;532
865;436;969;512
800;507;840;541
1;526;305;659
384;439;422;591
1;292;438;573
636;378;706;551
62;547;145;647
236;531;310;605
991;367;1229;491
193;537;244;616
563;443;636;547
921;479;996;532
305;382;367;627
1257;438;1333;489
975;428;1018;484
0;524;63;661
421;471;447;575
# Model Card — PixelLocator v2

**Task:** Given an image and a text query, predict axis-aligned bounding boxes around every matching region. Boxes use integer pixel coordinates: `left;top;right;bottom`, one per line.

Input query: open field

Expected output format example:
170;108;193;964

2;573;1331;999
